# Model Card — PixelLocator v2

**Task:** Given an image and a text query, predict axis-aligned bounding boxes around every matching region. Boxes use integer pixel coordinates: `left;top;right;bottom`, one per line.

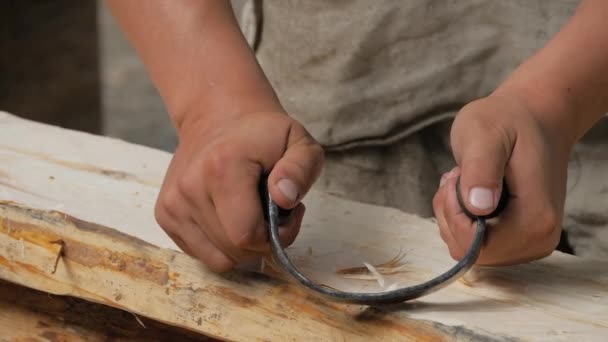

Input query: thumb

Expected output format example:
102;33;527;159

452;120;514;217
268;137;324;209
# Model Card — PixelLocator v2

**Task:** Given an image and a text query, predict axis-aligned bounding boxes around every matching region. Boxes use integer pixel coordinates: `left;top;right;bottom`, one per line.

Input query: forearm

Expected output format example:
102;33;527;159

495;0;608;146
105;0;283;131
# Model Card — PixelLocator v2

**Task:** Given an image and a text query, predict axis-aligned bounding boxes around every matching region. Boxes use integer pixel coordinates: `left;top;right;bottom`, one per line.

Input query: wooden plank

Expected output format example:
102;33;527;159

0;280;213;342
0;201;454;341
0;110;606;341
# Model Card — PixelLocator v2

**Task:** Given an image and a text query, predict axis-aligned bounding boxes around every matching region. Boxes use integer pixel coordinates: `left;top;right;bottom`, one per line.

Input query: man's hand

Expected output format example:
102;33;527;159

433;93;571;265
434;0;608;265
155;111;324;272
104;1;325;271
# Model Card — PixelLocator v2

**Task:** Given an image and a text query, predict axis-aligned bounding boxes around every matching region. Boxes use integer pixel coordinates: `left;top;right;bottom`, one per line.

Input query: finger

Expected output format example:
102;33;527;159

277;203;306;248
180;144;271;252
432;171;460;254
179;218;236;272
211;129;320;251
445;171;557;266
451;108;515;217
155;185;206;249
166;231;195;256
442;170;479;260
268;126;325;209
158;209;235;272
209;160;274;251
475;191;559;266
169;170;265;261
191;189;267;260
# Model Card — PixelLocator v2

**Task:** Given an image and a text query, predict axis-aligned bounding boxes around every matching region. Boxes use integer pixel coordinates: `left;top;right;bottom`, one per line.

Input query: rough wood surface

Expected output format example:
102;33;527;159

0;280;212;342
0;111;606;341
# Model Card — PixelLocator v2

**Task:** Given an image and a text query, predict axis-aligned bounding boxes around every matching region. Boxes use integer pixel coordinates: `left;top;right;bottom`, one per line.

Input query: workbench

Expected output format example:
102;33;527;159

0;111;605;341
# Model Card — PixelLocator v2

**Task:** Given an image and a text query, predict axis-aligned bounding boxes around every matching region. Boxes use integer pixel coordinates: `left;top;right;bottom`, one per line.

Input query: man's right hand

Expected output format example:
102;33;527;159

154;111;324;272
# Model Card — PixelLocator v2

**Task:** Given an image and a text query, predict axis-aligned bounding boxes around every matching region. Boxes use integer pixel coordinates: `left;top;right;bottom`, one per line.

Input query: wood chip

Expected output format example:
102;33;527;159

131;312;146;328
336;249;410;281
363;262;385;288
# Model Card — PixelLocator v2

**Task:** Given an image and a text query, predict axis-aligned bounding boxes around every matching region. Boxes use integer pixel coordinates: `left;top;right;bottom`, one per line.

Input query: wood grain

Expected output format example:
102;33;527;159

0;111;606;341
0;280;213;342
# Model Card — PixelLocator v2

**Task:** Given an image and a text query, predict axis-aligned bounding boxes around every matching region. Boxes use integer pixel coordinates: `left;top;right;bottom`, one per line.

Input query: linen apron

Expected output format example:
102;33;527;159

237;0;608;259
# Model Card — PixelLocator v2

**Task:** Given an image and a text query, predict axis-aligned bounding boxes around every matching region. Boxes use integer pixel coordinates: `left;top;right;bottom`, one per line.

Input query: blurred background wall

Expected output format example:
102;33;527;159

0;1;102;135
0;1;246;152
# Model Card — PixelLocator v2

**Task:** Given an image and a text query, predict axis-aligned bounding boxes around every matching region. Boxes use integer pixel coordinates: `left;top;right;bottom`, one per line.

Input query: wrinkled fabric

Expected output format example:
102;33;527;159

243;0;577;150
313;120;453;218
563;118;608;260
236;1;608;259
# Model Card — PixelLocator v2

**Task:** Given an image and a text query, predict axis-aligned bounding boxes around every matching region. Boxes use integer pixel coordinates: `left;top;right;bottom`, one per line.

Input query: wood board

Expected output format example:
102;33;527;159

0;110;605;341
0;280;210;342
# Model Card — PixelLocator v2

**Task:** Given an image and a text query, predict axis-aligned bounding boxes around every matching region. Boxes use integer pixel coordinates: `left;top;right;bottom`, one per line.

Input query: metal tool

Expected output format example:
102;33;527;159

259;175;509;305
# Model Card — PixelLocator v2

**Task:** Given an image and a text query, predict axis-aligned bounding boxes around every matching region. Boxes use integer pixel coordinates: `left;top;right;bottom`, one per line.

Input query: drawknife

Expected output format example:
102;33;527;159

259;175;509;305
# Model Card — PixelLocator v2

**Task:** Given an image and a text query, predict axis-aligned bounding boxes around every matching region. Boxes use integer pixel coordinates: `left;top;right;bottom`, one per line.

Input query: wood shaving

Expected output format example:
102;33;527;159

460;266;482;287
260;256;282;275
50;240;65;274
336;249;409;280
131;312;146;328
363;262;385;288
319;283;340;291
384;282;400;291
339;274;384;281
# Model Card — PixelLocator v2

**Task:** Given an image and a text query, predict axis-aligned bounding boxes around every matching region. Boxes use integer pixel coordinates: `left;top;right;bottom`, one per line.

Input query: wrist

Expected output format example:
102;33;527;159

492;83;579;151
172;89;286;137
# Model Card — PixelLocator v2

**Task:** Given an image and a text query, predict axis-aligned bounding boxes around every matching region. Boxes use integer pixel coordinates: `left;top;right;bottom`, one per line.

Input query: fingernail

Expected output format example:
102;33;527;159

278;179;299;203
469;187;495;210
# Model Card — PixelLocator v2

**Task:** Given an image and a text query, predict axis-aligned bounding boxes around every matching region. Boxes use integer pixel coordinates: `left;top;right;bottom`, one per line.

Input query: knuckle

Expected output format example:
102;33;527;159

455;102;514;156
176;174;198;200
154;196;174;229
533;209;560;240
524;208;561;260
160;193;181;220
154;209;170;231
202;144;235;180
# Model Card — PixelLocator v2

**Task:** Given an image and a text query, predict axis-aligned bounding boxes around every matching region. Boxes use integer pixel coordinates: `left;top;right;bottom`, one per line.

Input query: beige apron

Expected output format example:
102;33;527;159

241;0;577;150
237;0;608;259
